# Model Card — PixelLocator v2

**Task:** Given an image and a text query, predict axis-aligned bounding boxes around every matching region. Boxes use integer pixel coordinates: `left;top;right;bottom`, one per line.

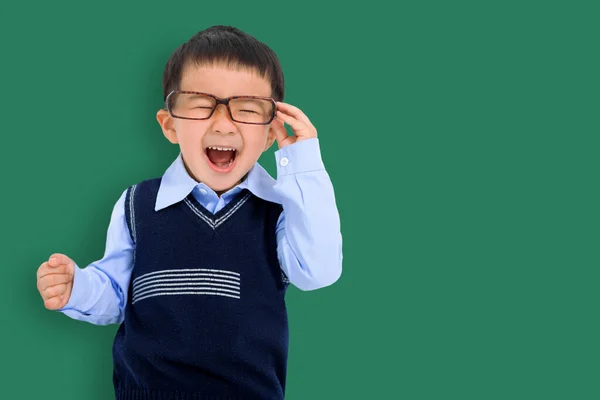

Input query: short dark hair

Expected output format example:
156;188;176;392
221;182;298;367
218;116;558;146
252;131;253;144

162;25;285;103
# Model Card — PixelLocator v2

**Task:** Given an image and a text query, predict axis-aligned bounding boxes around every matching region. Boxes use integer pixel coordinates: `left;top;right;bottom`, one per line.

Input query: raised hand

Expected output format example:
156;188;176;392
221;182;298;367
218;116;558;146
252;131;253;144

271;102;318;149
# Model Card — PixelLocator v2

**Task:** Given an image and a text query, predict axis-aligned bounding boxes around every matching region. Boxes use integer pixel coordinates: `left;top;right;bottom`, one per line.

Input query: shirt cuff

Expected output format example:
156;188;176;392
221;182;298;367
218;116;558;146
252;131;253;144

274;138;325;177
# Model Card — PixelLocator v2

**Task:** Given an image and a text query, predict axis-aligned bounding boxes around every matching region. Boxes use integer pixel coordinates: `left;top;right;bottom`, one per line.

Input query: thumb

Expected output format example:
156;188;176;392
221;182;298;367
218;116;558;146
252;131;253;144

48;253;73;268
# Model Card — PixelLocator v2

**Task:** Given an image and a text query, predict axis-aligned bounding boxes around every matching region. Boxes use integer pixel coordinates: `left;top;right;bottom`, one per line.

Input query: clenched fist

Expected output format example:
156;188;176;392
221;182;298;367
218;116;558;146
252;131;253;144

37;253;75;310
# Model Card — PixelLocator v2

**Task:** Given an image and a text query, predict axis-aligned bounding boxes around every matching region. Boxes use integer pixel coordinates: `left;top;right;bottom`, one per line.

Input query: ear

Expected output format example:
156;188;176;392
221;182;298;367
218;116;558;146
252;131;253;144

263;124;277;152
157;109;178;144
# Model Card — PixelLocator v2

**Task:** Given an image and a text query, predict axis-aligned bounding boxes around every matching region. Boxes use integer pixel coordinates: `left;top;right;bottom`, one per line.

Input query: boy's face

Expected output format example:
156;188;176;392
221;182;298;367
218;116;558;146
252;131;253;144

157;62;276;195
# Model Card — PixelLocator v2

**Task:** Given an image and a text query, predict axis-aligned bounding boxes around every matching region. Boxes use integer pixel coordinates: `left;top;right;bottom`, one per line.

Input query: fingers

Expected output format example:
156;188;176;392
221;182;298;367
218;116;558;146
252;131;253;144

37;267;73;310
37;253;75;310
37;272;73;292
275;102;314;128
48;253;73;268
275;110;306;134
275;102;318;139
271;102;318;149
37;262;71;280
38;253;74;281
42;283;69;300
44;295;67;311
271;117;294;148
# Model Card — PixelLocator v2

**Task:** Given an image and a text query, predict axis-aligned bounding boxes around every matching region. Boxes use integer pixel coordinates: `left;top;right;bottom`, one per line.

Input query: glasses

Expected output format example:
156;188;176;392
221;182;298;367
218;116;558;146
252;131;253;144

165;90;276;125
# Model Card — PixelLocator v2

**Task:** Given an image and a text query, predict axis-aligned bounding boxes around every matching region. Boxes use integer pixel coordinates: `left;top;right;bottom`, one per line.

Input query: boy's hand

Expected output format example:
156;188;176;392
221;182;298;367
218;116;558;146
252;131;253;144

272;102;318;149
37;253;75;310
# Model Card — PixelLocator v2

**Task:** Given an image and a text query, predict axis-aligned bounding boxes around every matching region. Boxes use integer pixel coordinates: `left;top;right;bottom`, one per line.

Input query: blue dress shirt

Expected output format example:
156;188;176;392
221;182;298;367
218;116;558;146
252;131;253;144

58;138;343;325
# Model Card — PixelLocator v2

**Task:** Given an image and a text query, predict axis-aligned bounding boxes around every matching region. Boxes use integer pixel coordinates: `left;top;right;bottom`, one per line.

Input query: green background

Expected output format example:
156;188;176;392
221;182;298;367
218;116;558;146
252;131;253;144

1;0;597;398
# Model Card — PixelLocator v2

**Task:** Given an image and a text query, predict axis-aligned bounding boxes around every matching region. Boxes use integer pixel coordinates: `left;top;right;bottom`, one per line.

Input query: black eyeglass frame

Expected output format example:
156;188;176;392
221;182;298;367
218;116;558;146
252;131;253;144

165;90;277;125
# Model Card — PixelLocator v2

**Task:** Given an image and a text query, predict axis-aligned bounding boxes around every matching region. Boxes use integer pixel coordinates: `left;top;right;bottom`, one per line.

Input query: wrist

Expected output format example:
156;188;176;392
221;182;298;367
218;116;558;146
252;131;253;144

275;138;324;177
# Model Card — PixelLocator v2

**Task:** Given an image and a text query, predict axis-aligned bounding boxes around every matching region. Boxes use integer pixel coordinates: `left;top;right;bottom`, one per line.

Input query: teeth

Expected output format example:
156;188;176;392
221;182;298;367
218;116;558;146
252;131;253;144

208;146;236;151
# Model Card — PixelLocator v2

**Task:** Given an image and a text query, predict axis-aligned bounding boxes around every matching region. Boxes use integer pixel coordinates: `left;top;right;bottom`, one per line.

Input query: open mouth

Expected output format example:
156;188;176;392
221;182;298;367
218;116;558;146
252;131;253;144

205;146;238;173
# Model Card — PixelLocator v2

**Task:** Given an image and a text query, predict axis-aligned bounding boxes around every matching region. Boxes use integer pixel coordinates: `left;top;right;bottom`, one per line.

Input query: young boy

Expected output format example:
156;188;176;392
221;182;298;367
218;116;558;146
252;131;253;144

35;25;342;399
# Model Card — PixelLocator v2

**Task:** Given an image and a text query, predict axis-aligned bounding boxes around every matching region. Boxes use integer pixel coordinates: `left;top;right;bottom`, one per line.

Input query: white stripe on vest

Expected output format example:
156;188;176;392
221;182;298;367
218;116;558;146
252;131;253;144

131;268;241;304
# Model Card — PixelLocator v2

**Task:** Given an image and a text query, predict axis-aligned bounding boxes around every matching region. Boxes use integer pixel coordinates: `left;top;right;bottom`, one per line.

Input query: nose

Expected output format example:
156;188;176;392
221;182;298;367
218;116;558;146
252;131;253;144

211;104;236;134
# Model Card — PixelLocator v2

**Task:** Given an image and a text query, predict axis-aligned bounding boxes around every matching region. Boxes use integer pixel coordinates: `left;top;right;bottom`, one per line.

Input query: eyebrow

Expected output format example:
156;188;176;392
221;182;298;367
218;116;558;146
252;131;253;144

186;93;212;99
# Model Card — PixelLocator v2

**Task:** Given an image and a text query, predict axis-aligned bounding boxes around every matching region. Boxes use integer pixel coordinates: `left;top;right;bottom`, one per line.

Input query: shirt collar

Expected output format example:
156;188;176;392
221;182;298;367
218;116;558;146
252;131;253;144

155;152;281;211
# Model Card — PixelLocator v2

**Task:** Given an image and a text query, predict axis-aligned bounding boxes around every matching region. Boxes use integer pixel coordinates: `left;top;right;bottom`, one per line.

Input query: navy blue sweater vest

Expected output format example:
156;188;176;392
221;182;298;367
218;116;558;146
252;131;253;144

112;178;290;400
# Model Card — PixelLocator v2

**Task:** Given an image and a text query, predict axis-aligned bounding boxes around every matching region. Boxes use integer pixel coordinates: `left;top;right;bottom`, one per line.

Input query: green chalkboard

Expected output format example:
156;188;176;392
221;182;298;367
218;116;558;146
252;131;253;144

2;1;598;399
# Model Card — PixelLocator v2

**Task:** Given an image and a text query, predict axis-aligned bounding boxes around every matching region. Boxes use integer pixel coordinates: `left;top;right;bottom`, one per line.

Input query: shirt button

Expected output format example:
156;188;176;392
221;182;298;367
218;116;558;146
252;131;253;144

199;188;208;195
280;157;289;167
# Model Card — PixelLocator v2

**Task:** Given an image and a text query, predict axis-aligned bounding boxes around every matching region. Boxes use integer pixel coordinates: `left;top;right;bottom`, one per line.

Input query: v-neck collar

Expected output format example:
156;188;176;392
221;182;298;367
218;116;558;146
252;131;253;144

183;189;253;230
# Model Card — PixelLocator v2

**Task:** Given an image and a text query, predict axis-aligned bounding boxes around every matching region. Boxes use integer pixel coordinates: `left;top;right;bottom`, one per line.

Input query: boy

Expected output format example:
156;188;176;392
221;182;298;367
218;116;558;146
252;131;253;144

35;25;342;399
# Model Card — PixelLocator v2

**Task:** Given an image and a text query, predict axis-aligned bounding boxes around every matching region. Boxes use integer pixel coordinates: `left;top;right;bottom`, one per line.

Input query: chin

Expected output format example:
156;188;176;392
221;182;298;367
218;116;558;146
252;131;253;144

206;172;245;193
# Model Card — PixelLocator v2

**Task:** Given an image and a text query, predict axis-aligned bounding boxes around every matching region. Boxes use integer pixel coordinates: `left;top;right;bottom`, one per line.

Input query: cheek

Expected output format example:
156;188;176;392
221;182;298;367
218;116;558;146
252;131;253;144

242;129;270;152
179;133;201;147
176;124;206;149
243;137;266;156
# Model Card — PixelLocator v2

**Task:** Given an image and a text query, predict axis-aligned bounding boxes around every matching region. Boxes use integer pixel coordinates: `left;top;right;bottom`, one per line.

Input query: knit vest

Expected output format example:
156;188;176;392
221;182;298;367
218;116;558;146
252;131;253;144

112;178;290;400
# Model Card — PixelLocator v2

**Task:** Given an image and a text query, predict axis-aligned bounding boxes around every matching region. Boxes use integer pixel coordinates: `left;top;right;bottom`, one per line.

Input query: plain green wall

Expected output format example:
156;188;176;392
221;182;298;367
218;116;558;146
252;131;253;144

2;0;597;399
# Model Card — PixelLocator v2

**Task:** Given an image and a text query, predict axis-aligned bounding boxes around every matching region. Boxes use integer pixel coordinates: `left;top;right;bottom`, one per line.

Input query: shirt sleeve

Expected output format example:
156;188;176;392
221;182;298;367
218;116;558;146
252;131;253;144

273;138;343;291
57;188;134;325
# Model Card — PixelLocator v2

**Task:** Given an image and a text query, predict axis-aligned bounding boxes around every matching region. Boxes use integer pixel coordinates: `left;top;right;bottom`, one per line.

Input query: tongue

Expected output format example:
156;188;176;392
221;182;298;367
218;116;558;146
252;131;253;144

207;149;234;166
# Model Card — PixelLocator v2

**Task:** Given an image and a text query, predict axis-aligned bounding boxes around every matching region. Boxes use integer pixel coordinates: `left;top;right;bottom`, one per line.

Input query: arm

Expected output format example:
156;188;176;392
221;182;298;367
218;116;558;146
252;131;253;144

274;138;343;291
57;189;134;325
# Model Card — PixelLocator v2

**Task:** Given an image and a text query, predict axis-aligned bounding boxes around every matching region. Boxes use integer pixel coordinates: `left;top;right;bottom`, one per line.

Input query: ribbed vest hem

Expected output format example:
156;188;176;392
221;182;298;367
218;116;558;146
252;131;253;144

114;387;249;400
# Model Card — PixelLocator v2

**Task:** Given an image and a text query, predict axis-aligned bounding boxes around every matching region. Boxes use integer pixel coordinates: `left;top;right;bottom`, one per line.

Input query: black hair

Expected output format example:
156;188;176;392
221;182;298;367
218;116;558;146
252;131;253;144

162;25;285;103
